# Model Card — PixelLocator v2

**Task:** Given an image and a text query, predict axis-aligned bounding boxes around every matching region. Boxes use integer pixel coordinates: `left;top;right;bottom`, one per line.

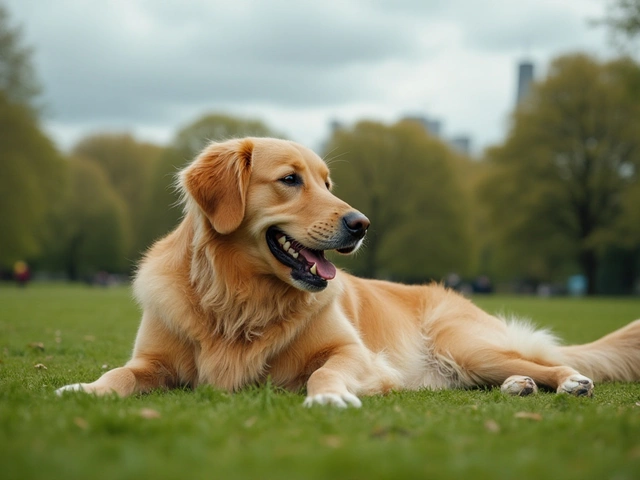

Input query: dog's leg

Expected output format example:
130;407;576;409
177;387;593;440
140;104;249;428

463;351;594;397
303;344;366;408
55;353;183;397
57;312;193;397
55;358;174;397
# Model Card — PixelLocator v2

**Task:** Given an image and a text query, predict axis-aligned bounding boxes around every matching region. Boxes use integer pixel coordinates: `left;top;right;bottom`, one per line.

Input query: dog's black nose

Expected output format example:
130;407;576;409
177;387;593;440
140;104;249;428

342;212;370;239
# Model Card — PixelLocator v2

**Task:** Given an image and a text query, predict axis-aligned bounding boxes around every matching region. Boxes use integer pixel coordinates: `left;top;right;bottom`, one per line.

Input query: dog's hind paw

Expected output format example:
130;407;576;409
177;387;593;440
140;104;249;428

557;374;594;397
303;392;362;408
500;375;538;396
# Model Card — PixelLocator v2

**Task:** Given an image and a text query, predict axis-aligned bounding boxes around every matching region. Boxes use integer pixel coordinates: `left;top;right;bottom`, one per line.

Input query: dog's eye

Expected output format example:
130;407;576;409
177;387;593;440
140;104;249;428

280;174;301;186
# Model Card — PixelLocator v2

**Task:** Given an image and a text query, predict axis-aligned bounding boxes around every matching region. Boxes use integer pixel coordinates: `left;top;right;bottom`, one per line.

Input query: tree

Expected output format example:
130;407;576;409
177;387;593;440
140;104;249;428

0;91;65;267
481;54;640;294
42;158;131;280
324;120;473;281
72;133;163;262
0;3;40;112
0;4;64;268
145;113;282;242
601;0;640;51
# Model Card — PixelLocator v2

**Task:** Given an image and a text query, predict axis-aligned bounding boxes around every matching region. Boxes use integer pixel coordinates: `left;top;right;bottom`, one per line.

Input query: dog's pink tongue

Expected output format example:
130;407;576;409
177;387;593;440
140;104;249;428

298;249;336;280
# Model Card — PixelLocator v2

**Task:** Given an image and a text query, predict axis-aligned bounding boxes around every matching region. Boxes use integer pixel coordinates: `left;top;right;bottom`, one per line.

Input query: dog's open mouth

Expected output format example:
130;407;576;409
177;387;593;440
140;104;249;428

266;227;355;291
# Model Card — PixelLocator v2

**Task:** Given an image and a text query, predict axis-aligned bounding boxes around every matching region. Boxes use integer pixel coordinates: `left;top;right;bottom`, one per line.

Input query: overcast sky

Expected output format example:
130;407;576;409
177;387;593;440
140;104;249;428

6;0;614;155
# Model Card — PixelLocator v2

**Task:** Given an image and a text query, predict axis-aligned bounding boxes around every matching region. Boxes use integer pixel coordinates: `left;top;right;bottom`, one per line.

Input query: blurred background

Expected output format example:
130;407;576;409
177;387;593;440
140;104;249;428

1;0;639;296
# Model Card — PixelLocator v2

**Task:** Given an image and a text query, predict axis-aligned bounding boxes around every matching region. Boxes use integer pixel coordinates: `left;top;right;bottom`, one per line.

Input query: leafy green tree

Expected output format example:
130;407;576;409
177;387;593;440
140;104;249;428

145;113;282;242
0;91;65;267
481;54;640;294
0;3;40;112
72;133;163;261
601;0;640;50
0;4;64;268
324;120;473;281
42;158;131;280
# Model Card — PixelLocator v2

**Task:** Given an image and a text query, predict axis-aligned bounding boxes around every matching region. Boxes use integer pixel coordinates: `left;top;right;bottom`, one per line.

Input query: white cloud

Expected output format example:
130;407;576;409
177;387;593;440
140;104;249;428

5;0;615;154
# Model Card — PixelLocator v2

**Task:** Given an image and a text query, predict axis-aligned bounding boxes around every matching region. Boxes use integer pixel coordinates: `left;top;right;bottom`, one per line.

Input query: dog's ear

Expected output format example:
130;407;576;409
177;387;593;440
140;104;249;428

181;138;254;234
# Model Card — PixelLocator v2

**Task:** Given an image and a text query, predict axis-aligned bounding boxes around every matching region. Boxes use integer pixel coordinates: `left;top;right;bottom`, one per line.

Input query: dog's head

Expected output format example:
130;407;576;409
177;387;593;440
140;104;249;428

179;137;369;292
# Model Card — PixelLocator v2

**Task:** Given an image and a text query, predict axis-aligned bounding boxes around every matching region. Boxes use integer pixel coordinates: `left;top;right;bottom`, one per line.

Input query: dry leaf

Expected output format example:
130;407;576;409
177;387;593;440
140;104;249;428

34;363;48;370
139;408;161;419
28;342;45;351
484;420;500;433
83;335;96;342
74;417;88;430
243;416;258;428
514;412;542;421
322;435;342;448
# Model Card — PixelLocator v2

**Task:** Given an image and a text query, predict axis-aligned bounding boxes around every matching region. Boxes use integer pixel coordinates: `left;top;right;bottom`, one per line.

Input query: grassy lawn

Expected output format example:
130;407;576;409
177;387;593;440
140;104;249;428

1;283;639;480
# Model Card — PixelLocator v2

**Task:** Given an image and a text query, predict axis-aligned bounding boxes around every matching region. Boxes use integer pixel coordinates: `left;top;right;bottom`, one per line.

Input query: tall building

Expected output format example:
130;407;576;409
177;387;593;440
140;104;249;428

516;60;534;105
449;135;471;156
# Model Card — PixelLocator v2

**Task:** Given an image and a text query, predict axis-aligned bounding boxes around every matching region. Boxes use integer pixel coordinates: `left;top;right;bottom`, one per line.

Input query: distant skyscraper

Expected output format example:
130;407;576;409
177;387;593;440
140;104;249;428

450;136;471;156
516;60;534;105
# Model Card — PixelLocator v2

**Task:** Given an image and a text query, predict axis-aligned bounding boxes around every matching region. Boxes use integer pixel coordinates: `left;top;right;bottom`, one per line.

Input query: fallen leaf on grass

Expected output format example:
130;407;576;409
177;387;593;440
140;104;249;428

370;426;412;439
74;417;88;430
139;408;161;419
322;435;342;448
514;412;542;421
484;420;500;433
28;342;45;351
243;416;258;428
34;363;48;370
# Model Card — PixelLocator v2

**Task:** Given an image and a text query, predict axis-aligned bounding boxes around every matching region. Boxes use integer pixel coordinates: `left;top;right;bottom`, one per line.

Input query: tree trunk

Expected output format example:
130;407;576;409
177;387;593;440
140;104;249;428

580;248;598;296
66;234;82;281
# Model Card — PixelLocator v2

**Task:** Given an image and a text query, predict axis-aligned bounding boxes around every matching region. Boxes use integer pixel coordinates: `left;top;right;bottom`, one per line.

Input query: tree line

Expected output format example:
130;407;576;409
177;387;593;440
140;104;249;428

1;2;639;293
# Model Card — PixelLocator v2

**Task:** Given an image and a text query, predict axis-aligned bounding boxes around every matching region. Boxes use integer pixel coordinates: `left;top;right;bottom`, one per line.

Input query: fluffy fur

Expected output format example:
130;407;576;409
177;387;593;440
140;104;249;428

57;137;640;406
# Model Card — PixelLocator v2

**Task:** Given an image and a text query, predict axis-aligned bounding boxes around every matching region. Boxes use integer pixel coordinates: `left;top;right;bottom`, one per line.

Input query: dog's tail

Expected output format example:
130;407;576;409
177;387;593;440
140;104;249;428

557;319;640;382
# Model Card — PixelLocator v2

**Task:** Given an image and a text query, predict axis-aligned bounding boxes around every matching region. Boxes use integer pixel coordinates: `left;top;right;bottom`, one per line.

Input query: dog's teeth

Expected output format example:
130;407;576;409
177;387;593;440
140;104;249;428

288;248;297;255
278;236;286;246
283;241;291;251
291;252;299;259
310;263;317;275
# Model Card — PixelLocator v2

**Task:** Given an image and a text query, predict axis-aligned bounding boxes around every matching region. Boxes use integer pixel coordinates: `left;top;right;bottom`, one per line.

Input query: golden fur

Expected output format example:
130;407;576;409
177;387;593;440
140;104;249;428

57;137;640;406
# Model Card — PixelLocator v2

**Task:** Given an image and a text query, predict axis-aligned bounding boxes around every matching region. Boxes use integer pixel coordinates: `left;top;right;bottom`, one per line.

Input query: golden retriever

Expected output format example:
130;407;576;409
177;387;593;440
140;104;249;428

57;137;640;406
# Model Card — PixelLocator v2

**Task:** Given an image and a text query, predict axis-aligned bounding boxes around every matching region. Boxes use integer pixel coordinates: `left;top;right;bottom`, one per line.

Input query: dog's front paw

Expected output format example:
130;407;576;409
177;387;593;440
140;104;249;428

501;375;538;396
557;374;594;397
303;392;362;408
55;383;87;396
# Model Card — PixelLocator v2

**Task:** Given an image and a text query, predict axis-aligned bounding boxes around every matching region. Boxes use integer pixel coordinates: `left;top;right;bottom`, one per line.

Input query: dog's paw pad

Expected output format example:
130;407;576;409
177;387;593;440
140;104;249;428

500;375;538;396
303;392;362;408
557;374;594;397
55;383;86;396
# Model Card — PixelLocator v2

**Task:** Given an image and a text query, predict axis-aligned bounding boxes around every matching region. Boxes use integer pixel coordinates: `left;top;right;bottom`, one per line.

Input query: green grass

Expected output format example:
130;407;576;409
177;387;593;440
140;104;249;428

1;284;639;480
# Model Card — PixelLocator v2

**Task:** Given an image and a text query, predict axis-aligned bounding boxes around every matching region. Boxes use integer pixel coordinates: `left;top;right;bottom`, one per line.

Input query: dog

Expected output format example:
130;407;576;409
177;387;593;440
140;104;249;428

57;137;640;406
